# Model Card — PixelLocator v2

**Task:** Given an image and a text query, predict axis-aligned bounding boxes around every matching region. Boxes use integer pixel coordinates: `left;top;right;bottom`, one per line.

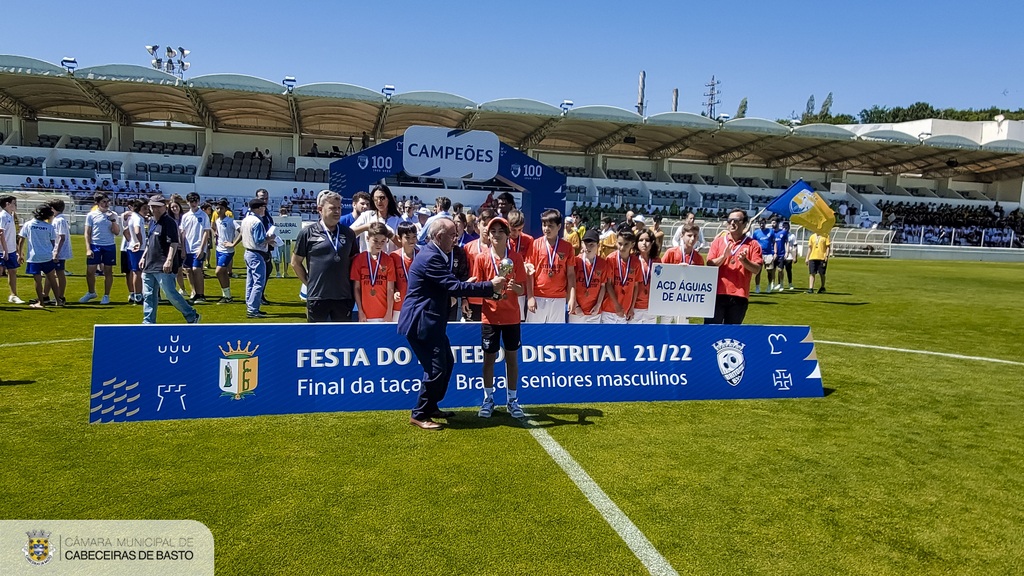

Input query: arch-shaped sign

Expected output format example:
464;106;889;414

329;127;566;238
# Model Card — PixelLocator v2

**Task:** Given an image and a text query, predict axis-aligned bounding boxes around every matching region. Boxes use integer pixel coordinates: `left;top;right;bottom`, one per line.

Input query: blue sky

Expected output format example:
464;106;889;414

4;0;1021;121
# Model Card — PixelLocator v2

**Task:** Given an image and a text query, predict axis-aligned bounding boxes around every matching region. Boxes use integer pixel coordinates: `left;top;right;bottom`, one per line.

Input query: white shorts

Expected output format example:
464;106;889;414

392;311;400;324
526;296;566;323
365;318;385;323
517;294;526;322
659;316;691;325
628;309;657;324
568;312;602;324
600;311;627;324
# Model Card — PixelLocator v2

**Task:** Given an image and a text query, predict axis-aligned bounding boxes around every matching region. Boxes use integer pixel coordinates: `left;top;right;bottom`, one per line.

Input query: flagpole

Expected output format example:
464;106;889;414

744;206;769;235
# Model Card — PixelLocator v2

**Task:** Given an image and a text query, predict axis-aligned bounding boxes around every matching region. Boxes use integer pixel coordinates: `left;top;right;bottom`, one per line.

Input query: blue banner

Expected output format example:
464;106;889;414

89;324;823;423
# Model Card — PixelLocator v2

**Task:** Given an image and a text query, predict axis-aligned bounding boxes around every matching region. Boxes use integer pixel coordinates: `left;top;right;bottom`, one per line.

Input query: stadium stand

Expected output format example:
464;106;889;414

130;140;197;156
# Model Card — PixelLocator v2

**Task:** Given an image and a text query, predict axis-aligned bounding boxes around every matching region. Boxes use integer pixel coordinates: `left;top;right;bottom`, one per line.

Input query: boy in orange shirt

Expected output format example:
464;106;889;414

660;223;705;324
570;229;609;324
472;217;527;418
390;222;418;324
507;209;532;322
600;229;641;324
525;209;576;323
463;208;495;321
350;222;396;322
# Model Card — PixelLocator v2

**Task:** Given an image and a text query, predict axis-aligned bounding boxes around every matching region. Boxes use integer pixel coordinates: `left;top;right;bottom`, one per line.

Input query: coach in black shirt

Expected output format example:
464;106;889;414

290;191;358;322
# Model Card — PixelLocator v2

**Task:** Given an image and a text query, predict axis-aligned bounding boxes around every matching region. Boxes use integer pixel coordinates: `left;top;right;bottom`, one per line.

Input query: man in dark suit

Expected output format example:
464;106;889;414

398;219;506;430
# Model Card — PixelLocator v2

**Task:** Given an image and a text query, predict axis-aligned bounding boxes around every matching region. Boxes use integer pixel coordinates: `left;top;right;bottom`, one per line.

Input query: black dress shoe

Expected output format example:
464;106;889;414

429;410;455;419
409;417;443;430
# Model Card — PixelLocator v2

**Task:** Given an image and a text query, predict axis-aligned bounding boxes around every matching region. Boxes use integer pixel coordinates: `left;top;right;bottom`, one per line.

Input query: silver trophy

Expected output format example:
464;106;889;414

493;257;515;300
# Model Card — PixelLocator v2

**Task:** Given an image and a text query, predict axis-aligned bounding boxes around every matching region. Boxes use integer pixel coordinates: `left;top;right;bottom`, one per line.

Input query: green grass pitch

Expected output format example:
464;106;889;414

1;245;1022;575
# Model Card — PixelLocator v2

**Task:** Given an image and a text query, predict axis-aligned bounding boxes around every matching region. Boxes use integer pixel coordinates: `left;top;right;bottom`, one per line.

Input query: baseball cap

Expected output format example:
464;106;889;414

486;217;511;234
582;229;600;243
416;207;432;216
147;194;167;207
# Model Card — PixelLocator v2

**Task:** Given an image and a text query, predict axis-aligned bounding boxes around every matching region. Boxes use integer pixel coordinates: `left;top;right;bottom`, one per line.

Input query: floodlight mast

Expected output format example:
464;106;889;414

146;44;190;79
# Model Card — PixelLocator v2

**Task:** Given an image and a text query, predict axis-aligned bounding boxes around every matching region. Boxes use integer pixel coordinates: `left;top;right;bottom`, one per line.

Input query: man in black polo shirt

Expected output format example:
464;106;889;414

290;191;358;322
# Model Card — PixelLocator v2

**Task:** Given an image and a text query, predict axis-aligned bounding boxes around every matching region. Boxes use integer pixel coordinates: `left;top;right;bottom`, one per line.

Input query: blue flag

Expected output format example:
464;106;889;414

765;180;835;236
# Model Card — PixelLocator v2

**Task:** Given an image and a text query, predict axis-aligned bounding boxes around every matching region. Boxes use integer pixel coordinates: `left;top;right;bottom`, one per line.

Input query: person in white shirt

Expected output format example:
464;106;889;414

179;192;212;303
18;204;58;309
0;195;25;303
121;199;149;304
213;199;240;303
44;199;72;306
81;193;121;304
351;184;403;252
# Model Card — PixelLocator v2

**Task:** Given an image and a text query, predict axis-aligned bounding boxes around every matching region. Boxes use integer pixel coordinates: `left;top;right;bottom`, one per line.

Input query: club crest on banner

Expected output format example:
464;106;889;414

24;530;53;565
713;338;746;386
357;155;369;170
790;191;816;215
218;341;260;400
510;164;521;178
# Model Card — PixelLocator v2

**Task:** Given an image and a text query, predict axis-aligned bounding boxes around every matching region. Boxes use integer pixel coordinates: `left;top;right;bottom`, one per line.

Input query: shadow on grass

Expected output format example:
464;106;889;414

0;379;35;386
823;387;836;396
749;301;778;306
441;406;604;430
814;301;870;306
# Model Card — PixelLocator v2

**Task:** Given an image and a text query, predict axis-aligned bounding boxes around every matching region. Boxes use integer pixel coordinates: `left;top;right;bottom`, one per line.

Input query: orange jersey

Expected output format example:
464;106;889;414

464;238;491;306
601;253;641;314
390;249;416;311
350;251;396;319
527;237;576;298
706;235;763;299
508;232;533;259
574;254;611;315
662;247;705;266
633;256;660;310
473;249;528;325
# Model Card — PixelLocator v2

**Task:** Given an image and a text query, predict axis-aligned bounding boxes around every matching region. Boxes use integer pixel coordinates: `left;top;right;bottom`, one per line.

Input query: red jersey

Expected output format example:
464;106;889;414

601;253;641;314
574;254;610;315
472;248;528;325
508;232;533;259
464;238;491;306
706;235;763;299
390;249;416;311
526;236;576;298
633;256;661;310
350;250;396;319
662;247;706;266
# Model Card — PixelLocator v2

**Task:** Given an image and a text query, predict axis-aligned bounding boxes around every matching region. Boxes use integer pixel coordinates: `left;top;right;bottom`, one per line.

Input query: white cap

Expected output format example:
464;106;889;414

633;214;646;224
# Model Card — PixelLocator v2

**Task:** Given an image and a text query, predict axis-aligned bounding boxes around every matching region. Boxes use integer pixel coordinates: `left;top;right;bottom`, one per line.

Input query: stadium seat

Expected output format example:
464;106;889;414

111;161;123;172
296;168;307;181
148;163;160;173
185;165;196;176
136;163;148;173
98;160;110;171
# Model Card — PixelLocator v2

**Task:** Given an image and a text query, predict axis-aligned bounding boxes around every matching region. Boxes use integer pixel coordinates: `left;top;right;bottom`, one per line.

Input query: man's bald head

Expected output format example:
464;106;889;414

429;217;457;252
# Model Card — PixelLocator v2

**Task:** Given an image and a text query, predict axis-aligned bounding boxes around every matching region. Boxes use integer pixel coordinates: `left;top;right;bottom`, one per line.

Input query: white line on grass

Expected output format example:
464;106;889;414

817;340;1024;366
525;421;678;576
0;337;91;349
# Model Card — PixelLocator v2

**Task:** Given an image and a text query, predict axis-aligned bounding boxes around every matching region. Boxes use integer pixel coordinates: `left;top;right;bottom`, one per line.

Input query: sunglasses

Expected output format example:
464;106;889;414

726;218;744;224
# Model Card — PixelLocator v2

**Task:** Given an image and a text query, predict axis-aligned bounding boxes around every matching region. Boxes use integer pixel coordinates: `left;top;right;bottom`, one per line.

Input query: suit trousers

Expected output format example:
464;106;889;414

407;334;455;420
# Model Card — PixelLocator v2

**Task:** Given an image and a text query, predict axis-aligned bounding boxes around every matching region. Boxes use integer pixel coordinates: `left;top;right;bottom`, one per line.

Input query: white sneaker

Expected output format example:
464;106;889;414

507;400;525;419
478;398;495;418
8;295;25;304
79;292;98;303
100;295;110;304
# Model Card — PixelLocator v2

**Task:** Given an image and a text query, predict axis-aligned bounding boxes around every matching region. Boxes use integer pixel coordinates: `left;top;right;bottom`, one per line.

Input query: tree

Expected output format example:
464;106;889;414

735;97;748;119
803;95;815;122
819;92;833;117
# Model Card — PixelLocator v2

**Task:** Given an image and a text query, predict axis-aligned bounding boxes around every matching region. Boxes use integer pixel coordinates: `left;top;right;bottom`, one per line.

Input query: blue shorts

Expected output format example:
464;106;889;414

183;253;205;268
216;252;234;267
1;253;20;269
126;250;144;272
87;245;117;266
54;260;66;271
26;261;56;275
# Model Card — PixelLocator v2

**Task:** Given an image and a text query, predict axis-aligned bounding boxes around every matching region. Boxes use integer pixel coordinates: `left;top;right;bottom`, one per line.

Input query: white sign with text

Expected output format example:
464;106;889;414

648;264;719;318
402;126;499;181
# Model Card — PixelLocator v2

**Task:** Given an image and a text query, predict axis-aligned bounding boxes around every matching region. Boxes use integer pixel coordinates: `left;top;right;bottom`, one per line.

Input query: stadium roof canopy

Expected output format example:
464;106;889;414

3;55;1024;182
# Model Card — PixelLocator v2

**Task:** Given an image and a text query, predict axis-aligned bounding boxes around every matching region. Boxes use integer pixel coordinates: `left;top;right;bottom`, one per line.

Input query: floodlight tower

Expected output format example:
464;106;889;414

704;75;721;118
146;45;191;79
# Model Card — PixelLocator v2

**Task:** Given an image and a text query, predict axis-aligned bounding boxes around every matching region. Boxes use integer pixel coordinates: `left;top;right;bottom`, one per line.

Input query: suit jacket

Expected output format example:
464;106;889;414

397;242;494;341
